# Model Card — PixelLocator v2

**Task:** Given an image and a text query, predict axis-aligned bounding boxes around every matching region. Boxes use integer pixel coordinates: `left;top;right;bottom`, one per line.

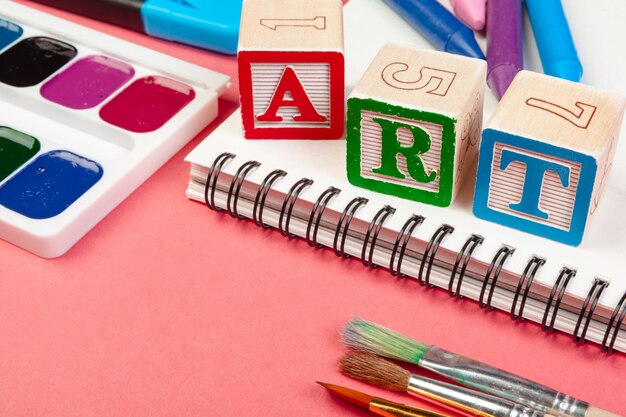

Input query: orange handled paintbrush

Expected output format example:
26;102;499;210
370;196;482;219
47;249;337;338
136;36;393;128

318;381;452;417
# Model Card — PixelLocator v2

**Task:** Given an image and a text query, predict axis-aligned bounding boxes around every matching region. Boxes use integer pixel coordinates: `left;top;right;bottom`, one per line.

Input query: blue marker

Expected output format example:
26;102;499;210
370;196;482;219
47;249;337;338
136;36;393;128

383;0;485;60
526;0;583;82
30;0;242;55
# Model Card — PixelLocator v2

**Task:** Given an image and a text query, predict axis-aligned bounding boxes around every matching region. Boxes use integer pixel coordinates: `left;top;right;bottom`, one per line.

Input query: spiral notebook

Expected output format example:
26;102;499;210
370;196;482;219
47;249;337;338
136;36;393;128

185;0;626;353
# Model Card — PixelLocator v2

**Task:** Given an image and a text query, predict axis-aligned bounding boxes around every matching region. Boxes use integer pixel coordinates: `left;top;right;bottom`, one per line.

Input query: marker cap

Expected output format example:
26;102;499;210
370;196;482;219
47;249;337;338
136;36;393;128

142;0;242;55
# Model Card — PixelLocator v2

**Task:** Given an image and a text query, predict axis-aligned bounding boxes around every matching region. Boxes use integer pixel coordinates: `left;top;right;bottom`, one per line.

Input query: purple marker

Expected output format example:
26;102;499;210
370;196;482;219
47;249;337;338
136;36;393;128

486;0;523;100
41;55;134;109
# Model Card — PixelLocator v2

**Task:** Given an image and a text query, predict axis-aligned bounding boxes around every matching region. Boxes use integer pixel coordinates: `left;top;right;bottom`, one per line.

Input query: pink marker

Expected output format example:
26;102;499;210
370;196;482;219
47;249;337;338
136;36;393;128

449;0;486;31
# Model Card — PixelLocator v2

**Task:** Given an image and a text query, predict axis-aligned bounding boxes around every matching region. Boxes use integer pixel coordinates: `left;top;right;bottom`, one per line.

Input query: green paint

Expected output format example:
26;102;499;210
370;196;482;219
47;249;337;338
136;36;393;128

0;127;40;182
371;117;437;183
346;97;456;207
343;318;430;363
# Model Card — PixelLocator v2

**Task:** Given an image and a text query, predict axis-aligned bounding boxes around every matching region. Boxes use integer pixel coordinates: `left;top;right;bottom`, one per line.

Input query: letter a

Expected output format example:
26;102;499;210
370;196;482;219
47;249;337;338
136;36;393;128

256;66;327;123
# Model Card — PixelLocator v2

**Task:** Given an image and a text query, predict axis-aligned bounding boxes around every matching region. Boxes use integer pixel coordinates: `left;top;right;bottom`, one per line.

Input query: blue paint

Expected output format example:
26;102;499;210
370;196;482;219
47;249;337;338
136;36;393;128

0;150;103;219
500;148;571;220
0;18;22;50
473;129;596;246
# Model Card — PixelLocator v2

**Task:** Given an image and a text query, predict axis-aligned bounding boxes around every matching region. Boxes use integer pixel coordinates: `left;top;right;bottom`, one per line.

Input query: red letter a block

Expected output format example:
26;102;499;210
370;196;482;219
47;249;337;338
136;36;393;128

256;67;328;124
238;0;344;140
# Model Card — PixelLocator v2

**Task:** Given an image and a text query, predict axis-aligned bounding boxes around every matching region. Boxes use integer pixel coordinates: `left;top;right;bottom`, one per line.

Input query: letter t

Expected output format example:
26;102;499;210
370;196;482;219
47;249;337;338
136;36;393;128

500;149;571;220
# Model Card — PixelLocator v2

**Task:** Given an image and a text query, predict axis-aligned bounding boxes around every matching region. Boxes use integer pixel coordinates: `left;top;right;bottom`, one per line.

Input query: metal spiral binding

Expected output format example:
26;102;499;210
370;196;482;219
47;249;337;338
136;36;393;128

278;178;313;237
573;278;609;344
333;197;368;258
253;169;287;228
602;292;626;354
510;256;546;321
306;187;341;247
389;215;425;277
203;154;624;352
226;160;260;218
479;246;515;309
361;206;396;268
448;234;484;298
204;152;235;211
541;267;576;333
418;224;454;287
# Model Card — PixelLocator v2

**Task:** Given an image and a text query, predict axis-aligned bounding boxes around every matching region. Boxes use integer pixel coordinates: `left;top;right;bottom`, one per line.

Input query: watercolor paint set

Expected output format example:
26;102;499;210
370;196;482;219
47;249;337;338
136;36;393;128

0;1;230;258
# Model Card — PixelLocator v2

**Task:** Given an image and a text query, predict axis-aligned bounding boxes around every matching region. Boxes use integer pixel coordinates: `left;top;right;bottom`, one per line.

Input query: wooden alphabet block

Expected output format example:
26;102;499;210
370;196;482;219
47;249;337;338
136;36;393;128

238;0;344;140
346;44;486;207
473;70;626;246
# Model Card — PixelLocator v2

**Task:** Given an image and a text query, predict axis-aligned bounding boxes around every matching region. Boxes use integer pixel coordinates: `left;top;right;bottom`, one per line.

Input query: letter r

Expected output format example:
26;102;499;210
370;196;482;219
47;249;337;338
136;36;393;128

371;117;437;183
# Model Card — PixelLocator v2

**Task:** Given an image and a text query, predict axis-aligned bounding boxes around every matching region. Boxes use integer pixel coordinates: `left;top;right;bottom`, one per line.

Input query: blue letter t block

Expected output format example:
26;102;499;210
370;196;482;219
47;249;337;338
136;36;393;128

473;129;597;246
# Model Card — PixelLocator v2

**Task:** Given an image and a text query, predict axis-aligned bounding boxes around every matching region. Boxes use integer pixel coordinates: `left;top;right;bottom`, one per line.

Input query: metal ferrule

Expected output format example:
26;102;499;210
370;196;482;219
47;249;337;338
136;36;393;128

370;397;451;417
407;374;546;417
419;347;588;417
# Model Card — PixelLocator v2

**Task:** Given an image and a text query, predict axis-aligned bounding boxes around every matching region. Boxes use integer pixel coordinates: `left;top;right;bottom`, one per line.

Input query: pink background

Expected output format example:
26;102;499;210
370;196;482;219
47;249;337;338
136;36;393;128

1;1;624;416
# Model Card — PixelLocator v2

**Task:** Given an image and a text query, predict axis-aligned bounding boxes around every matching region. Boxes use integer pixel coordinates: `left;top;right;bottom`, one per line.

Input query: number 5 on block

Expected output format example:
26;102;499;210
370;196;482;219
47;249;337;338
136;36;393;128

346;44;486;207
473;71;626;246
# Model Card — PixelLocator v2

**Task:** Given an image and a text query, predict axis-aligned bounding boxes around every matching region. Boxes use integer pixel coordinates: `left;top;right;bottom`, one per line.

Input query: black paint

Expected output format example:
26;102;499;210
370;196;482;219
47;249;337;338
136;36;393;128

0;37;77;87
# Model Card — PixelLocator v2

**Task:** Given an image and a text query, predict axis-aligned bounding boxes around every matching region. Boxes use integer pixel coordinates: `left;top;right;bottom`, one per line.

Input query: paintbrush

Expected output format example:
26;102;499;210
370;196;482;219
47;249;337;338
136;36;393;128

342;318;620;417
317;381;452;417
339;351;551;417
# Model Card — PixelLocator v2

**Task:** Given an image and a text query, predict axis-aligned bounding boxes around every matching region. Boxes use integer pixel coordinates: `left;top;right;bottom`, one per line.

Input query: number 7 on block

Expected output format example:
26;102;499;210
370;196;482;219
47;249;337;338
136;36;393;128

473;71;625;246
525;98;597;129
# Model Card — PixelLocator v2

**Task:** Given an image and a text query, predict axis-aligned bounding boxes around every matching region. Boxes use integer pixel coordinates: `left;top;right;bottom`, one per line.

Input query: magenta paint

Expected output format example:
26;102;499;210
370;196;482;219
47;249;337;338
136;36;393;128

100;76;195;133
40;55;134;109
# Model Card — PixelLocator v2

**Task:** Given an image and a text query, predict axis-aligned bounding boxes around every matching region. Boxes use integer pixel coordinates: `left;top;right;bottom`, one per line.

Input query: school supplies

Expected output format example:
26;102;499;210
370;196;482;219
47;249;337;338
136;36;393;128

318;382;451;417
342;319;621;417
0;2;229;257
29;0;242;55
474;71;625;246
449;0;485;31
525;0;582;82
486;0;523;99
238;0;344;140
339;352;553;417
346;45;486;206
184;0;626;353
382;0;484;59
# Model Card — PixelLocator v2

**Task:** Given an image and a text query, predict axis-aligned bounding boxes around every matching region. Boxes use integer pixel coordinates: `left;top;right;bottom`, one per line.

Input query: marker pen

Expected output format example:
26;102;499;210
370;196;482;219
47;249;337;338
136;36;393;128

29;0;242;55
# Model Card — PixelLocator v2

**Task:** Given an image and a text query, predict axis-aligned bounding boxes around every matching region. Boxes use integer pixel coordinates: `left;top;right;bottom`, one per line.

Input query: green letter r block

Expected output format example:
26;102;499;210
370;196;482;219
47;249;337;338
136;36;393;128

346;97;456;207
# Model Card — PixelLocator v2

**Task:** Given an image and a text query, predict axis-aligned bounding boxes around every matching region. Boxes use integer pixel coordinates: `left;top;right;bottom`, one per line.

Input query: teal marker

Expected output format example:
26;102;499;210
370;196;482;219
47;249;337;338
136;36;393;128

29;0;242;55
526;0;582;82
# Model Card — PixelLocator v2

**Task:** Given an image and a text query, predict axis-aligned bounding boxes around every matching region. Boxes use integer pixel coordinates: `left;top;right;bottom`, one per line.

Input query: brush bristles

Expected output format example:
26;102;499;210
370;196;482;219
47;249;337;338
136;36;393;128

342;318;430;364
339;351;411;392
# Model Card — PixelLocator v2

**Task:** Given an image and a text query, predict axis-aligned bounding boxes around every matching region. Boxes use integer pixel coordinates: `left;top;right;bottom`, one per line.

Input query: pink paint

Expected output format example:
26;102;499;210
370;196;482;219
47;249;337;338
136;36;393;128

100;76;195;133
41;55;134;109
